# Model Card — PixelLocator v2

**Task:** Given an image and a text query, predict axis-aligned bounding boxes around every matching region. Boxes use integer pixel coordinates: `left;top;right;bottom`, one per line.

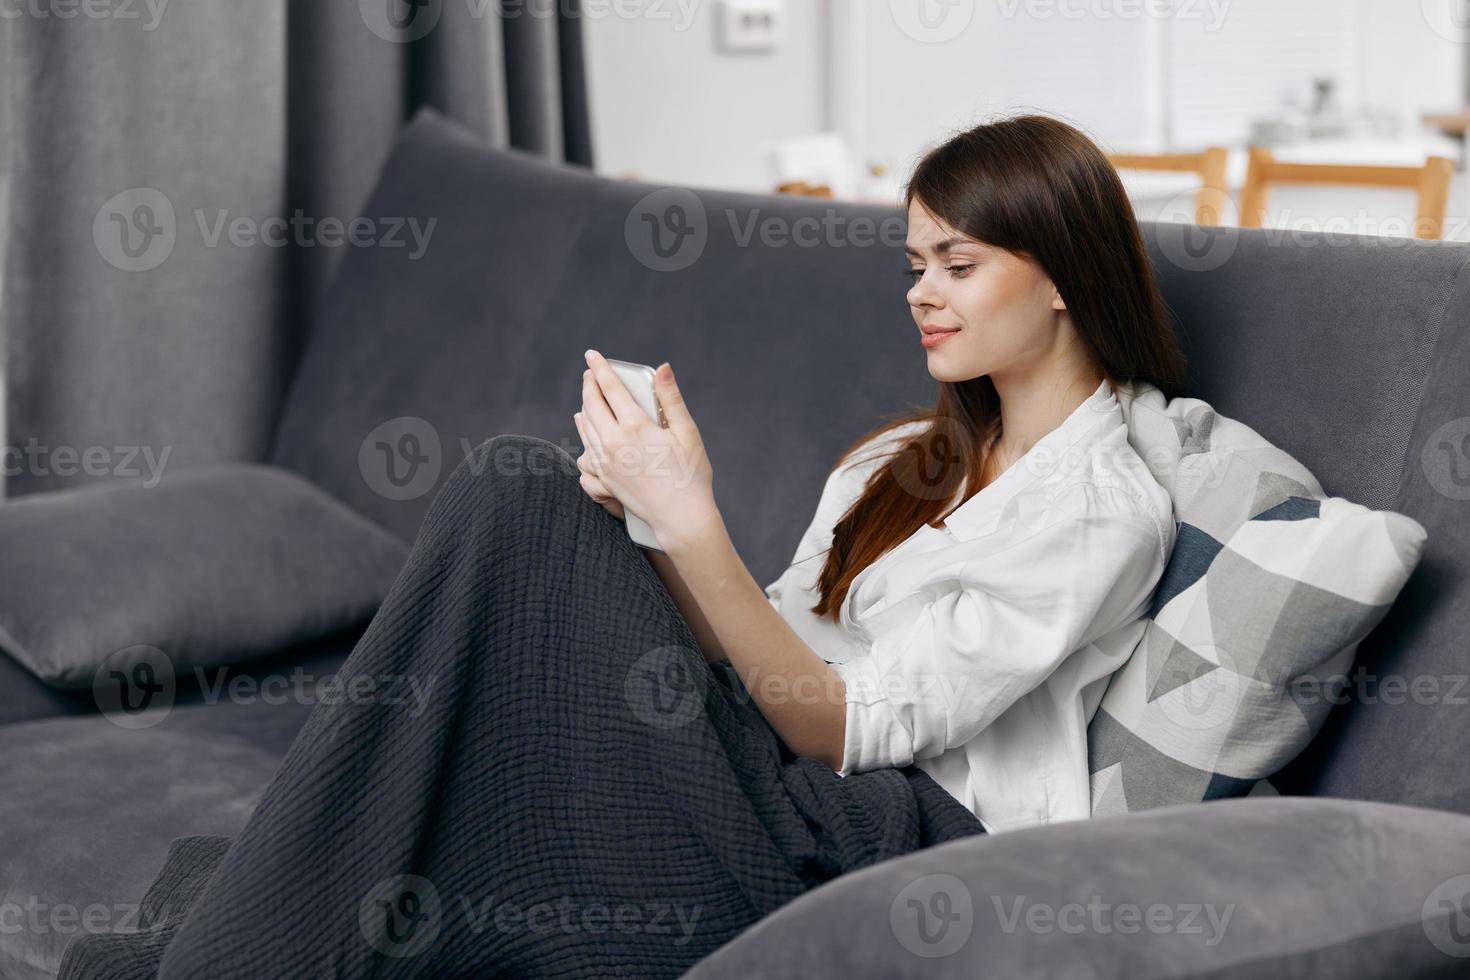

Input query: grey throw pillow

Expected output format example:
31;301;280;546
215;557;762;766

0;463;408;690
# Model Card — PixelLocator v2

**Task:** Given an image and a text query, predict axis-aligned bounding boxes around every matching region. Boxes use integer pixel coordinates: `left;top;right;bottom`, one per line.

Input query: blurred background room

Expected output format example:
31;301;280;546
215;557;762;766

588;0;1470;237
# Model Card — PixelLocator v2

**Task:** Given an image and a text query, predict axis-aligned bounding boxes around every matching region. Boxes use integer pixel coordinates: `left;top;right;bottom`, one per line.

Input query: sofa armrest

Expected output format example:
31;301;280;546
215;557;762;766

684;796;1470;979
0;463;408;694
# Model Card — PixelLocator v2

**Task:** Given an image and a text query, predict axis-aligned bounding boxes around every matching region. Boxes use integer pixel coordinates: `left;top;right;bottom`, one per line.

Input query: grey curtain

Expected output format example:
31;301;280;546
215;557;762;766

0;0;593;498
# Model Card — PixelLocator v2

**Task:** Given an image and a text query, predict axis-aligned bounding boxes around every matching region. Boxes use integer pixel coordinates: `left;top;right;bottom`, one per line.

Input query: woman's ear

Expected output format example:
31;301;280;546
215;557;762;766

1051;285;1067;312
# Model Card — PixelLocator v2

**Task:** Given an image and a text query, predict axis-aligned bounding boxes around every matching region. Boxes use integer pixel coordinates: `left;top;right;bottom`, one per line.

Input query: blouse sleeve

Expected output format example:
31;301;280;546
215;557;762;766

828;481;1170;776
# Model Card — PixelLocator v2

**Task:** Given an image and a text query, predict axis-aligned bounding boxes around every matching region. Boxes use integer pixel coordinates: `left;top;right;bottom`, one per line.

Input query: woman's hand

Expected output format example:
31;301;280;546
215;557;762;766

573;349;718;550
572;441;626;521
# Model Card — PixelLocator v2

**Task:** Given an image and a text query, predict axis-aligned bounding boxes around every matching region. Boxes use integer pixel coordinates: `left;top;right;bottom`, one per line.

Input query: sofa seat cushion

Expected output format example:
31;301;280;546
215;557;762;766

0;689;319;979
684;796;1470;979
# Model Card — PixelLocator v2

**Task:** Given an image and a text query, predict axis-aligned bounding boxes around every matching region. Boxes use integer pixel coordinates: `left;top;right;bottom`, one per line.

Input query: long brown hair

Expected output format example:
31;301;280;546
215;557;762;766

810;113;1190;623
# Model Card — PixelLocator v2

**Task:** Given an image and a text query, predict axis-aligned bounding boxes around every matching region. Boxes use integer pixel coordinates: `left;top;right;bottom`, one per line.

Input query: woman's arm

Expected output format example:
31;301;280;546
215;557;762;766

659;510;847;771
575;349;847;769
643;548;730;664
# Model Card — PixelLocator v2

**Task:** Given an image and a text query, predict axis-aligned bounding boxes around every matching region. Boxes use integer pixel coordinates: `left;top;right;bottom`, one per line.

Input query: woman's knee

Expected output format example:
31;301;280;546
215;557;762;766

445;434;581;510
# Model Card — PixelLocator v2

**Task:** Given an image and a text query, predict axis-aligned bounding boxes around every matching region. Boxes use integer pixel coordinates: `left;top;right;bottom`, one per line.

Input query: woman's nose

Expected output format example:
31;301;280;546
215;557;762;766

908;275;940;309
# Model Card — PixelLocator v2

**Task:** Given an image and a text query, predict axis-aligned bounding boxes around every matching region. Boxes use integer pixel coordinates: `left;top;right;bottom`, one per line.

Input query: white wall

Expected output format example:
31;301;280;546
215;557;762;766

582;0;1467;193
1361;0;1466;134
582;0;827;192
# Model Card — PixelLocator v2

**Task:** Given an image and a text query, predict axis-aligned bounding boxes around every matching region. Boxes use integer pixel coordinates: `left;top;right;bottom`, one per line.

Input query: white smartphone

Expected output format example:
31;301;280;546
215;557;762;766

604;358;667;553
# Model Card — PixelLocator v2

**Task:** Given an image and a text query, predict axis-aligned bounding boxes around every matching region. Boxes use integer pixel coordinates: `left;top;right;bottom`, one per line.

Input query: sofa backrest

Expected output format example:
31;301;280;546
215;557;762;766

270;109;1470;815
270;109;935;589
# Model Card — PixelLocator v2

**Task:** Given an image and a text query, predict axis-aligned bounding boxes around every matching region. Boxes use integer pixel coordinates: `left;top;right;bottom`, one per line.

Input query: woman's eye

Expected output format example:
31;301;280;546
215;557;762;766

904;265;973;282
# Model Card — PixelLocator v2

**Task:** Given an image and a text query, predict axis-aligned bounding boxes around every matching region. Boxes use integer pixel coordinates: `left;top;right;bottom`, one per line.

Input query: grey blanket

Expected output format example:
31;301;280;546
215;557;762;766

59;435;983;979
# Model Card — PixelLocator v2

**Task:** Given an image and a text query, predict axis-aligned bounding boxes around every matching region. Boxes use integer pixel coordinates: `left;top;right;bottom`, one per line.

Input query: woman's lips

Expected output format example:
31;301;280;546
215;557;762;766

920;328;960;348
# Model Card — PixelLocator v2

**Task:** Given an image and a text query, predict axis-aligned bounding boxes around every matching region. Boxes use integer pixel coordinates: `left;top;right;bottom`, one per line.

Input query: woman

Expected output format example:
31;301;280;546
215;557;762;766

69;115;1186;980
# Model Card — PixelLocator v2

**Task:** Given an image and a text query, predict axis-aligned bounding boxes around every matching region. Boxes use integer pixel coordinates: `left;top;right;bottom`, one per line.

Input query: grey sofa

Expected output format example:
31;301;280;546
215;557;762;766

4;109;1470;978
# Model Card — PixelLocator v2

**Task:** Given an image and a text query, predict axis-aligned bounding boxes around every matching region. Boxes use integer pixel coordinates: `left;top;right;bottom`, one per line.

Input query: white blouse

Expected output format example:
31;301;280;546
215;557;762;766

763;378;1176;833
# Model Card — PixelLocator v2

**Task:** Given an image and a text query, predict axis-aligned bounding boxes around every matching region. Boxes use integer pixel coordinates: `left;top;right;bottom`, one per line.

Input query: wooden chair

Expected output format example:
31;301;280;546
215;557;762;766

775;180;833;198
1107;148;1230;225
1239;146;1455;240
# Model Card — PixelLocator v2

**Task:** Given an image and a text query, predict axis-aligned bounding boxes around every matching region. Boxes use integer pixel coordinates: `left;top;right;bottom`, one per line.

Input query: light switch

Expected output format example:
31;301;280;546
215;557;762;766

717;0;784;53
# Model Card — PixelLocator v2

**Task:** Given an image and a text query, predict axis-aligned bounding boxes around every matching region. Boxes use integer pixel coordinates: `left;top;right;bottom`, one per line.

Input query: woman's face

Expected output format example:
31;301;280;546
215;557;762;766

903;199;1068;385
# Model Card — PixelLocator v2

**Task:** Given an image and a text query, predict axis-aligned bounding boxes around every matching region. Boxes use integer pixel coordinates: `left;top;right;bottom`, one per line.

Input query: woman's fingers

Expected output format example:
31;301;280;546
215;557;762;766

581;368;619;441
584;350;653;430
573;411;606;473
651;362;699;445
573;411;625;518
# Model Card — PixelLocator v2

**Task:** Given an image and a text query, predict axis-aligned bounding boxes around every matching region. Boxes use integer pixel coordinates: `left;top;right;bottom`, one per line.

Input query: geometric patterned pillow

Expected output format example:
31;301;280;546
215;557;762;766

1085;382;1429;816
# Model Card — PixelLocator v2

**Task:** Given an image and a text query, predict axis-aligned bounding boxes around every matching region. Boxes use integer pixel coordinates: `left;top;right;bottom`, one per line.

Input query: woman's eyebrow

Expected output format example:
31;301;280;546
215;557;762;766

903;236;969;257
